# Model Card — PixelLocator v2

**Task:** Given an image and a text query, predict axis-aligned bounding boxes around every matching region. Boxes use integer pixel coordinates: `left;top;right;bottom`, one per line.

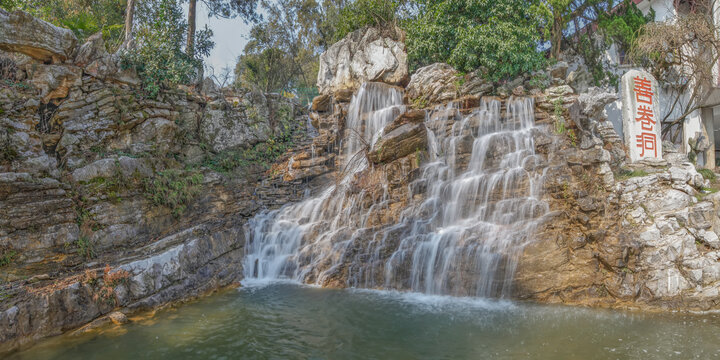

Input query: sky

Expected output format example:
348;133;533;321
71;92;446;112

182;2;254;81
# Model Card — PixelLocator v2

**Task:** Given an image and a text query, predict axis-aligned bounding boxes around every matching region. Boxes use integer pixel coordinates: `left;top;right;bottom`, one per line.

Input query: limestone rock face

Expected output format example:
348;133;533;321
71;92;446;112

71;157;153;183
317;26;408;95
200;92;277;152
368;111;427;164
405;63;458;107
28;64;82;102
0;11;313;352
0;9;77;63
74;32;107;67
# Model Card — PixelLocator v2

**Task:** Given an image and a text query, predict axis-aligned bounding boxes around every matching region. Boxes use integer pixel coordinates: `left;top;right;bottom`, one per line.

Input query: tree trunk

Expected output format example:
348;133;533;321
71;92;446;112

187;0;197;57
551;15;563;59
121;0;136;50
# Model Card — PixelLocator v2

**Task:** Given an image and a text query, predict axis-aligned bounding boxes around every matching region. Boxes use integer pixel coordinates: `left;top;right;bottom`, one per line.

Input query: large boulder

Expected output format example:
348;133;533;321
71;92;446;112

405;63;459;107
0;9;77;63
317;26;408;95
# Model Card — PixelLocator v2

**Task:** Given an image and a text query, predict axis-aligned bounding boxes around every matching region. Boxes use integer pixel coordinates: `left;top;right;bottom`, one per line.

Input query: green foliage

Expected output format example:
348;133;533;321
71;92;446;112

698;168;717;181
528;72;549;90
83;174;124;203
204;138;292;173
121;0;214;98
1;0;126;50
0;250;16;267
553;98;566;134
76;205;93;227
570;1;651;87
235;0;320;92
574;33;618;87
405;0;546;80
334;0;400;42
616;169;649;180
74;236;95;260
598;0;653;54
236;48;294;92
143;169;204;217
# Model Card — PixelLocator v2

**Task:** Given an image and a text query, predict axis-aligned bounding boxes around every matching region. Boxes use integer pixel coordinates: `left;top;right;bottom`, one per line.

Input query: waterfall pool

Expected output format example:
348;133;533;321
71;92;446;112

10;282;720;359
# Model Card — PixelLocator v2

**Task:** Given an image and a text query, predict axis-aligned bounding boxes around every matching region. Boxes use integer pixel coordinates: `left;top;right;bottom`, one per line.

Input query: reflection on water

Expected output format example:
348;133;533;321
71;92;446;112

10;283;720;359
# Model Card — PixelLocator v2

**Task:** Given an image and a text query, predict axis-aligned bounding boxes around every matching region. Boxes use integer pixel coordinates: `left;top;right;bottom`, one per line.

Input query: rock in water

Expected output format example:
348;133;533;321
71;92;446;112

0;9;77;63
317;27;408;95
108;311;129;325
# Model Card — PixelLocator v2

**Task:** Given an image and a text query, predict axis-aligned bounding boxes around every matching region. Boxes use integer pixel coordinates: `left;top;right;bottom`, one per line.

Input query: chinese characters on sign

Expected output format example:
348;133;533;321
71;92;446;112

622;70;662;162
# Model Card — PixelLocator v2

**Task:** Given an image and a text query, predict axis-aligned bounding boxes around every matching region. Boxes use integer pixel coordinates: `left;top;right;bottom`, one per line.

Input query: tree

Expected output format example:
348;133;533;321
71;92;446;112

404;0;547;79
333;0;400;43
122;0;214;97
564;0;652;86
235;0;333;92
185;0;261;57
630;1;720;141
121;0;137;50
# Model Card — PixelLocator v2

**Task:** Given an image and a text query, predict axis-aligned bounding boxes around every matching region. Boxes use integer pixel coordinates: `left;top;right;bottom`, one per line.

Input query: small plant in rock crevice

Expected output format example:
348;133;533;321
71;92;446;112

616;169;649;180
142;169;204;217
567;129;577;147
85;265;131;306
71;236;95;260
698;168;716;181
552;97;566;135
0;249;17;267
0;127;18;164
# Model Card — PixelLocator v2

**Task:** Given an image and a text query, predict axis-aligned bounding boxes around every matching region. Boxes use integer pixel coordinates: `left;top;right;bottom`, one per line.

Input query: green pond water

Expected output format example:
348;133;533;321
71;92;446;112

9;282;720;359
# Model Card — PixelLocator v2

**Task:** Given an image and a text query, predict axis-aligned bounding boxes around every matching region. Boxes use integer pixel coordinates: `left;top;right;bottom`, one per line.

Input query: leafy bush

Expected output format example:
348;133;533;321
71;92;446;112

1;0;126;50
598;0;653;56
570;0;652;87
143;169;204;217
334;0;401;42
404;0;546;79
698;168;716;181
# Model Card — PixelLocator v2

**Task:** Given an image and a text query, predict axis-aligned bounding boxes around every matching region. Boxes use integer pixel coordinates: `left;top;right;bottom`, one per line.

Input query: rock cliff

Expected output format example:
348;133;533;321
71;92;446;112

276;35;720;313
0;11;312;353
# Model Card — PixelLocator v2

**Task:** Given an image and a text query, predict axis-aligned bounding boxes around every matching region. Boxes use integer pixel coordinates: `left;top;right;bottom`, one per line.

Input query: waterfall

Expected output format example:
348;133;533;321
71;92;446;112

243;82;548;298
243;83;405;282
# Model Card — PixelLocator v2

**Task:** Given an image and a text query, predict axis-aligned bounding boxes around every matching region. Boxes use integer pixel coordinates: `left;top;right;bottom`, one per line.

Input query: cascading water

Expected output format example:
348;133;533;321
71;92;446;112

243;82;405;282
243;82;548;298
